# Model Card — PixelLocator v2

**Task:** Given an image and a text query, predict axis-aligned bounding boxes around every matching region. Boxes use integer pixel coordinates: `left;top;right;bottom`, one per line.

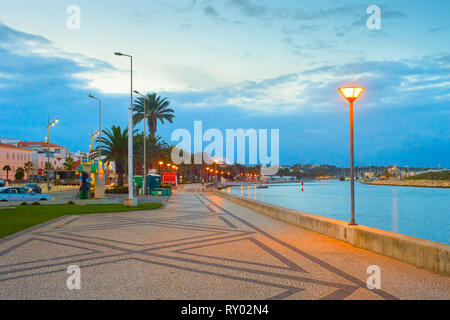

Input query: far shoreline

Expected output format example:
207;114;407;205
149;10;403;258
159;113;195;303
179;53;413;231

360;179;450;188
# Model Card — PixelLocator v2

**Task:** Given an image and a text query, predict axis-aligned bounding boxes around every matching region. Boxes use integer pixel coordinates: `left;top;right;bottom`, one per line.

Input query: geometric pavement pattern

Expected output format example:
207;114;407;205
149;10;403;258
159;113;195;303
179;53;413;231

0;191;445;299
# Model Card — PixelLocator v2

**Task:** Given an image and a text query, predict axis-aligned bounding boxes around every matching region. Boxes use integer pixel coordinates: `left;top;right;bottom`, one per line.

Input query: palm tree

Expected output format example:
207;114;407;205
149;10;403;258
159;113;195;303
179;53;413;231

63;156;75;171
133;93;175;137
44;162;54;170
96;125;138;186
24;161;33;182
15;167;24;181
2;165;11;181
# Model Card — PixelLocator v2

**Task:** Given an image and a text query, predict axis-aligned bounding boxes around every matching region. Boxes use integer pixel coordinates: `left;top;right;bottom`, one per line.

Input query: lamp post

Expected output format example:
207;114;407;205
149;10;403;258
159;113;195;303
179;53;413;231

114;52;136;206
46;117;59;192
134;90;147;195
88;94;102;164
158;161;163;175
338;86;364;225
90;130;100;161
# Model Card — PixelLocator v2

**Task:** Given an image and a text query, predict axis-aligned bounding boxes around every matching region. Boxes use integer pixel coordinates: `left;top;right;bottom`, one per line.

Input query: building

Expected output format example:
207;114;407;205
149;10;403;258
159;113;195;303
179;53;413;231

0;143;33;180
18;141;69;170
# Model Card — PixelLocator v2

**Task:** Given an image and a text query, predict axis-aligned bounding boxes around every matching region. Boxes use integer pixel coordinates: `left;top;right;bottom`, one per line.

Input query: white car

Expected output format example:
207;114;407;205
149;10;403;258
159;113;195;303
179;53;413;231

0;187;52;202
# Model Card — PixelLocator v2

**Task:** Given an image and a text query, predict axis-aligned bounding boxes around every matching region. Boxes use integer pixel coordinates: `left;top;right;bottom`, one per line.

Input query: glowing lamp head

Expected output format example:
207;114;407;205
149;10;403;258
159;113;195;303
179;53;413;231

167;163;171;167
159;161;163;165
338;87;364;102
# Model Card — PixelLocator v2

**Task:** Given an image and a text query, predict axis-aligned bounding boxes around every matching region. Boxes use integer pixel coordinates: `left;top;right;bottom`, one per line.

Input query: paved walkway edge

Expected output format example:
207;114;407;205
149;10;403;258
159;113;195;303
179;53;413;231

215;190;450;276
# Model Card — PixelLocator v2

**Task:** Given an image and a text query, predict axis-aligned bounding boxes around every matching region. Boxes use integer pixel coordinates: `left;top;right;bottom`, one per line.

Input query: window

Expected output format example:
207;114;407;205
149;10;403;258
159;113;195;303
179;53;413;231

12;153;15;160
6;153;8;160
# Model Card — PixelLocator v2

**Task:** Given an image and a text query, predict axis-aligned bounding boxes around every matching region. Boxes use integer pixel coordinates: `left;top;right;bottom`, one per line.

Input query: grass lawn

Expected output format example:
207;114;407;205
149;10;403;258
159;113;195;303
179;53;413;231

0;202;163;239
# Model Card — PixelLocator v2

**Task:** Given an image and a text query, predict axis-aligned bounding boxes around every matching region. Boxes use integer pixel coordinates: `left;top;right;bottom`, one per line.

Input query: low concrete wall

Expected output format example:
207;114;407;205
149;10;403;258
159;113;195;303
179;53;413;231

215;190;450;276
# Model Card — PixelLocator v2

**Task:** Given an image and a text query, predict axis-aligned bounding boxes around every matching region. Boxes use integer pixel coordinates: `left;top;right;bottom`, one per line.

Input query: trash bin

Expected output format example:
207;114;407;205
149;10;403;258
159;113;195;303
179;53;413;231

133;176;143;189
163;188;171;196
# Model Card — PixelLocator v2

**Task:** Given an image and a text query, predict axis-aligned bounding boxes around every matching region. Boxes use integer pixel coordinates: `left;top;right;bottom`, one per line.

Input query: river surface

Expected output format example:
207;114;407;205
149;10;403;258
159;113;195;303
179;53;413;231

228;180;450;244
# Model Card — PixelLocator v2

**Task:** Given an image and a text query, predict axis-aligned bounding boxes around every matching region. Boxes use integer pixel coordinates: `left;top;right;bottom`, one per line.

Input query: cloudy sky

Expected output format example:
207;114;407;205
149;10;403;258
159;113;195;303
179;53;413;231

0;0;449;167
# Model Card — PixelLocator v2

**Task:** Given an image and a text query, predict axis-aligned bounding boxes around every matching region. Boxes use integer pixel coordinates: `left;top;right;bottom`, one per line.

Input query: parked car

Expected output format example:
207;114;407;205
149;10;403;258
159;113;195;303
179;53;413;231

24;183;42;194
0;187;51;202
0;179;5;188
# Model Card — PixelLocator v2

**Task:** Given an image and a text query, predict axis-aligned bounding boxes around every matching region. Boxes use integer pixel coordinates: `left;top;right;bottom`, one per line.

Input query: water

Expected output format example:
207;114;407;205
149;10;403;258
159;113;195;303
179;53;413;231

228;181;450;245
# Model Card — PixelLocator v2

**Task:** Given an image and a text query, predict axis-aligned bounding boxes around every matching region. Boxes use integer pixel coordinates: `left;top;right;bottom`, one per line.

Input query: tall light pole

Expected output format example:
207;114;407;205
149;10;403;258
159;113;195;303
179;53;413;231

90;130;100;161
213;159;218;186
134;90;147;195
338;86;364;225
88;94;102;164
46;117;59;192
114;51;136;206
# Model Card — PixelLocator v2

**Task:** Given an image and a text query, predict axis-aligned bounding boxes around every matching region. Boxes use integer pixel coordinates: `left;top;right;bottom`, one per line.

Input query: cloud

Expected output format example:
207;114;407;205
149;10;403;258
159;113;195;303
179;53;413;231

204;5;220;18
228;1;356;21
0;22;122;152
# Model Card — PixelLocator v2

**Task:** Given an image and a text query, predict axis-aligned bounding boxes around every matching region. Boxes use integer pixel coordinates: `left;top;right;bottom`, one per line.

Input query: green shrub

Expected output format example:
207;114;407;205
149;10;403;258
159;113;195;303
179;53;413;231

20;202;27;206
31;201;40;205
405;170;450;181
67;201;75;205
105;186;129;194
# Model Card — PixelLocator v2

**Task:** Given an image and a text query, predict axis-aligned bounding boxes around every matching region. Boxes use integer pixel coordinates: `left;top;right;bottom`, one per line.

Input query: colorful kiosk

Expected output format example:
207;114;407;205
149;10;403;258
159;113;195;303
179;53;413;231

77;156;105;199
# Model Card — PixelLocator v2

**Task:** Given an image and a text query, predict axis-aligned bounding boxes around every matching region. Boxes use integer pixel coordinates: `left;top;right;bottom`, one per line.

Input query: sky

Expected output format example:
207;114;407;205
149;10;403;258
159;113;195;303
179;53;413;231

0;0;449;167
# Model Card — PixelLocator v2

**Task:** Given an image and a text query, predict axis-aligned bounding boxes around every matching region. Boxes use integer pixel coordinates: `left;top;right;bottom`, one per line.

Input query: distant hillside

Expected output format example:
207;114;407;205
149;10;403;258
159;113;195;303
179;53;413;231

406;170;450;181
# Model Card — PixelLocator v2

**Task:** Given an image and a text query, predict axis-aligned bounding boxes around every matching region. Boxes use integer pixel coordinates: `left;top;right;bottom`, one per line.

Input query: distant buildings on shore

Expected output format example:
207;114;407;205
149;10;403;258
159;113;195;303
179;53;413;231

0;137;87;180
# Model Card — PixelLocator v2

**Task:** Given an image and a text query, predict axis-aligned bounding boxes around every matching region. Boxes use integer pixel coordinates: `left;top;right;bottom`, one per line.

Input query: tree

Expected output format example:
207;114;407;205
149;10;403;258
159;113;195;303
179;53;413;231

133;93;175;137
2;165;11;181
96;126;137;186
63;156;75;171
133;133;170;170
44;162;54;170
24;161;33;182
15;167;25;181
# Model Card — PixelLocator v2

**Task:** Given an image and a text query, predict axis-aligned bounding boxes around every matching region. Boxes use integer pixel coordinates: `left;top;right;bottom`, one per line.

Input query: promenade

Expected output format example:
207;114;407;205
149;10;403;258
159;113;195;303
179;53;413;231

0;185;448;299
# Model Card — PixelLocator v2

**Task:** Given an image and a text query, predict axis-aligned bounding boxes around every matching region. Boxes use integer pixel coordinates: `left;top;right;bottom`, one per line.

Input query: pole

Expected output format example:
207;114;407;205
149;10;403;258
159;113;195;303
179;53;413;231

47;116;50;192
143;96;147;195
128;56;134;201
99;100;101;164
349;101;356;225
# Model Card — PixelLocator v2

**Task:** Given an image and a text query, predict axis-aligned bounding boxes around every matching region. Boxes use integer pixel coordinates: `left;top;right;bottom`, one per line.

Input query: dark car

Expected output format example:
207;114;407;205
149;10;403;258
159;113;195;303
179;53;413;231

24;183;42;194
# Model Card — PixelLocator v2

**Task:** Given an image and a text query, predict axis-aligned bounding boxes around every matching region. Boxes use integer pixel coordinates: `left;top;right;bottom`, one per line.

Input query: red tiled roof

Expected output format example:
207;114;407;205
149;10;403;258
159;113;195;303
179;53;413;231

18;141;66;149
0;143;29;150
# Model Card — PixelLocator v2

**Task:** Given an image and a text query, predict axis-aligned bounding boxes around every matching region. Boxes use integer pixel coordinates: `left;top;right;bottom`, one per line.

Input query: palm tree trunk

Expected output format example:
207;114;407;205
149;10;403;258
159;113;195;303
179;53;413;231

148;118;157;137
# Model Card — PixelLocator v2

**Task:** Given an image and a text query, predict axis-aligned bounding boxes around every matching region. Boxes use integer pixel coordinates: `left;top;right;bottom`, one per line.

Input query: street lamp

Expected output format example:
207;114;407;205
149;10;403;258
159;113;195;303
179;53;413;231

213;159;219;185
46;117;59;192
114;51;136;206
90;130;100;161
158;161;164;175
338;86;365;225
134;90;148;195
88;94;102;165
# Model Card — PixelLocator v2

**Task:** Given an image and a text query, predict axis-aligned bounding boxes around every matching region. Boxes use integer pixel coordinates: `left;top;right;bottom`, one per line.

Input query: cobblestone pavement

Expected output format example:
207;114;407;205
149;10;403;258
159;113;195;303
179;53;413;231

0;186;449;299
